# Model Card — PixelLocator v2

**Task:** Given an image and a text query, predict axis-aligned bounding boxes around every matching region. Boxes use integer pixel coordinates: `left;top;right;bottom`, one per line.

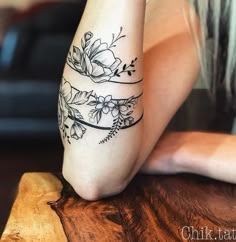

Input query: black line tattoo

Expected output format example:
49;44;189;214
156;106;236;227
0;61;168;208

58;79;143;144
66;27;140;84
109;27;126;48
69;114;144;131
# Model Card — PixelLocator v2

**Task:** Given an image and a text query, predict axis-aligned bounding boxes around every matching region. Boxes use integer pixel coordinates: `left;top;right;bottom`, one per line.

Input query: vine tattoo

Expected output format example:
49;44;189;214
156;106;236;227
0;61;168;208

67;27;142;84
88;94;140;144
58;78;143;144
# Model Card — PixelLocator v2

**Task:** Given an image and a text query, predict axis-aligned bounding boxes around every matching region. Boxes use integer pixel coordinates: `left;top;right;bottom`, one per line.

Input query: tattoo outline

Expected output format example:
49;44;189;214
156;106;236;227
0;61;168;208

67;27;140;84
58;78;143;144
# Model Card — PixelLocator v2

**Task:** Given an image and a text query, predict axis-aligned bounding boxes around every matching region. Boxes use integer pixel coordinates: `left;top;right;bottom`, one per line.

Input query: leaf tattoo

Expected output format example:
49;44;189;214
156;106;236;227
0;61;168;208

71;90;93;105
58;78;143;144
99;115;123;144
109;27;126;48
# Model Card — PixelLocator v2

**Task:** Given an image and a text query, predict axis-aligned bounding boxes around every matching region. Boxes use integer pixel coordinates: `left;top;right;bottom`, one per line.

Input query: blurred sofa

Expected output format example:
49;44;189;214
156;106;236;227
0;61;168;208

0;1;86;139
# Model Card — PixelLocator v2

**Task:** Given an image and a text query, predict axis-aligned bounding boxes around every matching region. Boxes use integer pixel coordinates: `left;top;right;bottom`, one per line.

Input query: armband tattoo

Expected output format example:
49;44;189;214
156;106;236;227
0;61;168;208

58;78;143;144
66;27;143;84
60;27;143;144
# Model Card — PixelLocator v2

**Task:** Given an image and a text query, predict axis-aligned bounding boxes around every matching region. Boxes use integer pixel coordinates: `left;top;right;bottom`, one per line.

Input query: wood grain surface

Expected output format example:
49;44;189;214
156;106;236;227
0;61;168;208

1;173;67;242
2;172;236;242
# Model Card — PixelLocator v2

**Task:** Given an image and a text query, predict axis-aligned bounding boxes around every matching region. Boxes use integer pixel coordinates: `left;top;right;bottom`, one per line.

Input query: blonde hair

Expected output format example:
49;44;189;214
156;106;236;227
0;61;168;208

190;0;236;113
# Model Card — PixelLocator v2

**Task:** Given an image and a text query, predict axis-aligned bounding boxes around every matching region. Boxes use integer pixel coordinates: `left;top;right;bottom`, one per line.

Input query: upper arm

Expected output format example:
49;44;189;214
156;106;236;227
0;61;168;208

136;0;201;164
144;0;200;51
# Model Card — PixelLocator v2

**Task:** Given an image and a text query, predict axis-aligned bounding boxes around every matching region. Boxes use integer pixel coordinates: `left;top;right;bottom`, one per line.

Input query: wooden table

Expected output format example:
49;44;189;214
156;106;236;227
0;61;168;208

1;172;236;242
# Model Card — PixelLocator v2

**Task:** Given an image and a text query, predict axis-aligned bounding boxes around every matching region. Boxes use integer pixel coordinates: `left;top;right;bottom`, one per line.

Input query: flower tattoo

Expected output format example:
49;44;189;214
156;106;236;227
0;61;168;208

88;94;139;144
58;78;143;144
60;28;143;144
94;96;115;115
58;80;92;143
67;27;138;84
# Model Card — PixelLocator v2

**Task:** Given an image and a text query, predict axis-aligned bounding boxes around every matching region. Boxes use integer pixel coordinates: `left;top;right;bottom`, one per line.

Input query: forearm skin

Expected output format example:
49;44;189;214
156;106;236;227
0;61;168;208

59;0;146;200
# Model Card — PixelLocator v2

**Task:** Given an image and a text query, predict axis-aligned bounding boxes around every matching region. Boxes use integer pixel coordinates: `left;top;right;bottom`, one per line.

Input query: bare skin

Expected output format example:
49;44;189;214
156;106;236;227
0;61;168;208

141;131;236;184
60;0;236;201
140;0;236;184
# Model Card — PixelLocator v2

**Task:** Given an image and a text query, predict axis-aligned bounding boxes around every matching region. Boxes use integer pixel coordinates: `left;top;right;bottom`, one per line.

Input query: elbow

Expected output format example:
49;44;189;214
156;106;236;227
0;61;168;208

62;144;140;201
62;168;128;201
72;179;106;201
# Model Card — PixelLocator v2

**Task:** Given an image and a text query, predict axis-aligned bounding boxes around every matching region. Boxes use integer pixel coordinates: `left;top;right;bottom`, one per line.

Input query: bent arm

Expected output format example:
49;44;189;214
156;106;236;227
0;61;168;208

59;0;146;200
141;131;236;184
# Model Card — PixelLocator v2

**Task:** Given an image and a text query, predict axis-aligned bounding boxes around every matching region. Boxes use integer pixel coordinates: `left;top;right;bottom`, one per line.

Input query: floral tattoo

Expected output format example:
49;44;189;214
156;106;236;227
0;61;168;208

66;27;142;84
58;79;143;144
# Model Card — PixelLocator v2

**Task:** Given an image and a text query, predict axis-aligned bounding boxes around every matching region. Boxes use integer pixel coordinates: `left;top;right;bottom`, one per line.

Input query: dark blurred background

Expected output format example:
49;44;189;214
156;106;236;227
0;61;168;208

0;0;235;236
0;0;87;234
